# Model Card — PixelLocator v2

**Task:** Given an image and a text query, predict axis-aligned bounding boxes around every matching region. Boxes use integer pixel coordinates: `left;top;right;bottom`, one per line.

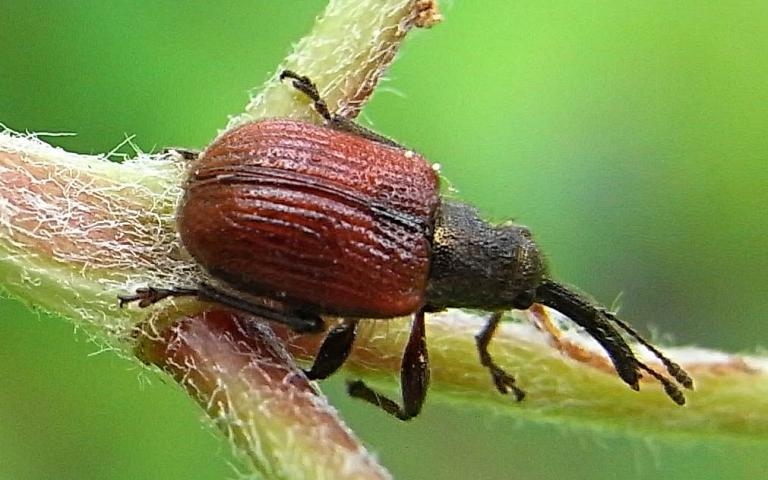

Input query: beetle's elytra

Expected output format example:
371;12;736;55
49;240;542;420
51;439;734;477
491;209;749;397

178;119;440;318
120;70;693;420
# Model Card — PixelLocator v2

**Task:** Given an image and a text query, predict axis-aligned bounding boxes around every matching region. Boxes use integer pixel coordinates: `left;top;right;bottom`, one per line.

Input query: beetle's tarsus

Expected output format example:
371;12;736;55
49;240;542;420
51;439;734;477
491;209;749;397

489;365;526;401
279;70;406;149
346;380;410;421
279;69;333;121
162;147;200;162
118;286;197;308
476;311;526;401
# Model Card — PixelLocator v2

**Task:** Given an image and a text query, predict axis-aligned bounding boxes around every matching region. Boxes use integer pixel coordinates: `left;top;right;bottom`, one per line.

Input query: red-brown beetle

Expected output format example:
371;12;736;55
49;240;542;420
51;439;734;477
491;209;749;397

121;71;692;420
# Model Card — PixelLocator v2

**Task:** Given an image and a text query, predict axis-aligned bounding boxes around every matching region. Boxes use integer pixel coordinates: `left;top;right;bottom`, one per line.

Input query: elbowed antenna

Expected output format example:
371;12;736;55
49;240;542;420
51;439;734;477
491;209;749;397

605;311;694;390
534;279;692;405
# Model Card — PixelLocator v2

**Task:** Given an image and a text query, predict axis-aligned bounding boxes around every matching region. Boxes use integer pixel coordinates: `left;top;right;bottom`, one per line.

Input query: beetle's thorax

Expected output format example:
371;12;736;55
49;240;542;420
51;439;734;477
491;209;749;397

425;200;545;311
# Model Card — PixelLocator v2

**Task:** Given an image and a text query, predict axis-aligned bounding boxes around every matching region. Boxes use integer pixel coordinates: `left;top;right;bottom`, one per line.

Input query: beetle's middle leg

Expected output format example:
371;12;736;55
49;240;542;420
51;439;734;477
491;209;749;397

475;311;525;401
304;318;359;380
346;309;430;421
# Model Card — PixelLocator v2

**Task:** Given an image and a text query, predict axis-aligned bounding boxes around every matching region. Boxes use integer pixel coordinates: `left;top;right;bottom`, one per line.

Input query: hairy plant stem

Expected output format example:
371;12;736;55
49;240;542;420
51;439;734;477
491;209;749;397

3;110;767;447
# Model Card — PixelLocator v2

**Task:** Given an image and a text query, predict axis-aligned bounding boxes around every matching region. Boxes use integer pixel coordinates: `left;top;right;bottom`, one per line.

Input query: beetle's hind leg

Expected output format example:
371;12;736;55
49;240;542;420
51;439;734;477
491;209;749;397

346;309;430;421
118;286;198;308
118;283;324;333
476;311;526;401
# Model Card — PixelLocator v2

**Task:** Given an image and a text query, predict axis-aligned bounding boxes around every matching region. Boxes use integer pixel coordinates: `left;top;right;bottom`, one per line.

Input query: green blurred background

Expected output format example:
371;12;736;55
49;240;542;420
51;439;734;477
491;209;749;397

1;1;766;479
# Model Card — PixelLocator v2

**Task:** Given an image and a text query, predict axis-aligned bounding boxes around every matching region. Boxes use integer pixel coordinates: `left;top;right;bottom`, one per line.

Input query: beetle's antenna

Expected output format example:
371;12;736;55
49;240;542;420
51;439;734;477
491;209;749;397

534;279;641;390
603;311;694;390
634;359;686;405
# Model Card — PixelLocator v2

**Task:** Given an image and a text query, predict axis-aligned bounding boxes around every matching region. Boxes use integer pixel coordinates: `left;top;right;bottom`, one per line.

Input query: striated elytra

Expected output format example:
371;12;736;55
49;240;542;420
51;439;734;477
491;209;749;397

121;71;693;420
178;118;441;319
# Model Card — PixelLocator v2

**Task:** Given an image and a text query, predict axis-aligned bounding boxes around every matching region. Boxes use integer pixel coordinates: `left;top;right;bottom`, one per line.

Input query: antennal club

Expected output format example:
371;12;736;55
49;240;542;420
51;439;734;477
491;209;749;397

603;311;694;390
634;359;687;406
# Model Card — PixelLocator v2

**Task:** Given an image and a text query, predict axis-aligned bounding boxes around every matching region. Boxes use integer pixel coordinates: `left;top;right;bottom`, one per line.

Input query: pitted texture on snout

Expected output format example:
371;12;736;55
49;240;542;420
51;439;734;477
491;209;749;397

178;120;440;317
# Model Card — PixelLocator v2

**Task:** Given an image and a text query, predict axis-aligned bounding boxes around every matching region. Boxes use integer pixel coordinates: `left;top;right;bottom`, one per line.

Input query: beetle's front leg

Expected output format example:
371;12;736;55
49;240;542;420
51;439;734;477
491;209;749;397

475;311;525;401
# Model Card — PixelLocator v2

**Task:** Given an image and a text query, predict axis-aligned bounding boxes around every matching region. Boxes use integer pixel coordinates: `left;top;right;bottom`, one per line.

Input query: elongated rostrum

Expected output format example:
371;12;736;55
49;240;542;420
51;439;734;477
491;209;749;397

121;71;693;420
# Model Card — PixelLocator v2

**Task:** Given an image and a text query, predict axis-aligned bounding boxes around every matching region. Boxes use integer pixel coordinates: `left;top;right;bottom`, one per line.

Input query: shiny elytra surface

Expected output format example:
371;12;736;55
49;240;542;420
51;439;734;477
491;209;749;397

178;119;440;317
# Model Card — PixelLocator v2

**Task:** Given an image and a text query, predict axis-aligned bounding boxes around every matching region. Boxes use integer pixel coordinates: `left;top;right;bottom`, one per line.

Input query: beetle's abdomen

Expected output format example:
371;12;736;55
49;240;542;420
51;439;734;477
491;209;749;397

178;119;440;317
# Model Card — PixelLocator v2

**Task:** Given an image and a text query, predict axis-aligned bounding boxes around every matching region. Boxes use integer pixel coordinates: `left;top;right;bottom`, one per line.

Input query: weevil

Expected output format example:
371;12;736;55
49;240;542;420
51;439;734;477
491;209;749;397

121;71;693;420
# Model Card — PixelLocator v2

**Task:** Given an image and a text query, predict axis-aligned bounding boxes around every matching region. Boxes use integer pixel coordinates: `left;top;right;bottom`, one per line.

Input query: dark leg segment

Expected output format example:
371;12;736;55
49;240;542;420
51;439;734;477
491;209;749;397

305;318;359;380
279;70;333;121
476;312;525;401
347;309;429;421
118;283;323;333
279;70;404;149
162;147;200;161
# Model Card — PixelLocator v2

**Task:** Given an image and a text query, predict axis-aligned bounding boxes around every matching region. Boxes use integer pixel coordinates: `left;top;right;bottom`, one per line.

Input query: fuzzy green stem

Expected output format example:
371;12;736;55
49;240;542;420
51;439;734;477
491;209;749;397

278;313;768;440
2;125;766;443
228;0;441;130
